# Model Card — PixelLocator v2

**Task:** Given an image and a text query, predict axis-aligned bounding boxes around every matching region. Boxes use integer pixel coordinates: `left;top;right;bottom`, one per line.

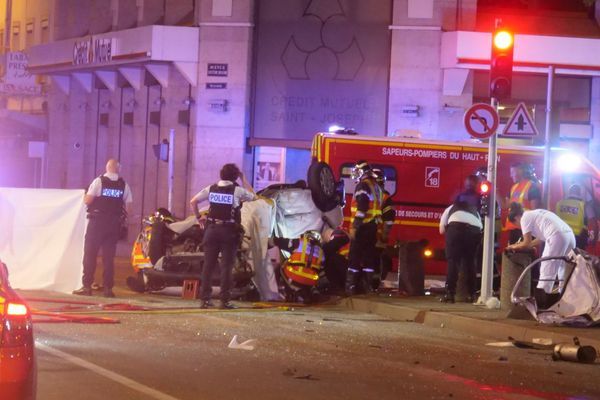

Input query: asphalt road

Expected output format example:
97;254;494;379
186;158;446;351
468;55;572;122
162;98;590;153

31;296;600;400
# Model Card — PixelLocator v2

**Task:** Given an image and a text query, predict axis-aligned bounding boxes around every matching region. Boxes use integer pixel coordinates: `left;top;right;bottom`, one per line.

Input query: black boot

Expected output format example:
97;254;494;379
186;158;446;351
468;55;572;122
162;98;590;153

345;269;359;296
362;269;375;294
440;292;455;303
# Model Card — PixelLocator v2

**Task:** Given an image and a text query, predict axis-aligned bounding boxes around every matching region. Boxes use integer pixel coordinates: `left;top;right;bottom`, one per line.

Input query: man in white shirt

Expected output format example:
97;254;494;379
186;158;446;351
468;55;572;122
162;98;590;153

506;202;575;293
439;200;483;303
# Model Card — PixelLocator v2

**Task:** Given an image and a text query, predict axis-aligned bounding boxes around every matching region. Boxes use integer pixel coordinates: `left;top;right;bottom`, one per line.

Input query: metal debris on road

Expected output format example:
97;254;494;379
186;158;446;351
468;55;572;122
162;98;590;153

227;334;257;351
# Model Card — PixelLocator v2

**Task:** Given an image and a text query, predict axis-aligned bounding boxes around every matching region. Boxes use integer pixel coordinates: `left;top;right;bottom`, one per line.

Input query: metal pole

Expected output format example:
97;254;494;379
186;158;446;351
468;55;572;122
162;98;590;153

167;128;175;212
542;66;554;209
477;97;499;305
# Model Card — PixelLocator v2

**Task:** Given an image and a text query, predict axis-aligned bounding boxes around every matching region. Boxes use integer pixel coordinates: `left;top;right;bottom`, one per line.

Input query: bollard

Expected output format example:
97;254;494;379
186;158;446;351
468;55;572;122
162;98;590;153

396;240;425;296
501;251;532;316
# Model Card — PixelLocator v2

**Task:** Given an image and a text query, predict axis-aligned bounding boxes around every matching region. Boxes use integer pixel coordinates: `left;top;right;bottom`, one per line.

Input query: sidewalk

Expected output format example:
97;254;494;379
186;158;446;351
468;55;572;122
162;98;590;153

341;294;600;350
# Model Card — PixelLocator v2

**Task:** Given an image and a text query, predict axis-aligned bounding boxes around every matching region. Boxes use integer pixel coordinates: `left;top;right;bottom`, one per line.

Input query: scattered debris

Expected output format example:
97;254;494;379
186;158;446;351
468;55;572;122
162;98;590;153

498;356;508;361
306;319;314;323
508;336;554;350
485;297;501;309
413;361;420;365
322;318;342;322
227;334;256;351
283;368;296;377
552;337;597;364
305;329;315;333
486;342;515;348
368;345;382;349
555;371;563;375
295;374;319;381
449;365;455;368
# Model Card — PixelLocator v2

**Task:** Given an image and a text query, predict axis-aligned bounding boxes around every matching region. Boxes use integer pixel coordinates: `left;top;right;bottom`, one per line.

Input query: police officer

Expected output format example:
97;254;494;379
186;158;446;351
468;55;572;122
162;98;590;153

190;163;255;309
556;184;597;250
503;162;542;244
73;159;132;298
346;160;383;295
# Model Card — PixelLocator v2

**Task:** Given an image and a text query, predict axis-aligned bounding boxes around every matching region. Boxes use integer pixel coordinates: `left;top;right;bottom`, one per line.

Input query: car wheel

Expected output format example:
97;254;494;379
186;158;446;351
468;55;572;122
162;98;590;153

307;161;339;212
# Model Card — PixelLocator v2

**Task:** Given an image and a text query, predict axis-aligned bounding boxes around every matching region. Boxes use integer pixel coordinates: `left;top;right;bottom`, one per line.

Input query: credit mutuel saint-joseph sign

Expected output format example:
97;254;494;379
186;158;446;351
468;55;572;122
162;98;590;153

72;37;114;65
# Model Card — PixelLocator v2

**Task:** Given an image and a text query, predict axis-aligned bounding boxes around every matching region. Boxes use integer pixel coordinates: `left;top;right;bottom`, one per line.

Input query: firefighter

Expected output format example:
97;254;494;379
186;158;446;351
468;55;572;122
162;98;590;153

372;168;395;288
322;226;351;293
73;159;132;298
503;162;542;244
556;184;597;250
281;230;325;300
506;203;575;294
346;160;383;295
439;199;483;303
190;163;255;309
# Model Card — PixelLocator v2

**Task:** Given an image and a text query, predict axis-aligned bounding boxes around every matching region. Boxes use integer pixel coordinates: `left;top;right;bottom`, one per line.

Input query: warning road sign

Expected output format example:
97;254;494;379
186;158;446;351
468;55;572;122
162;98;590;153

502;102;539;137
464;103;499;139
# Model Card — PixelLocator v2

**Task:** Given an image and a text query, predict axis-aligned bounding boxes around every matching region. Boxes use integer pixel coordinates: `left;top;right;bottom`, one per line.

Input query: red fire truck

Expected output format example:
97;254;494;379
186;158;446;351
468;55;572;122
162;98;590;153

310;132;600;275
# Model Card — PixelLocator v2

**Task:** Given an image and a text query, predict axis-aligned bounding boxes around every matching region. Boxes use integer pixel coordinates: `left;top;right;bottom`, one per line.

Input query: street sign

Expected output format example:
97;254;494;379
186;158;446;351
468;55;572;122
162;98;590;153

502;102;539;137
464;103;499;139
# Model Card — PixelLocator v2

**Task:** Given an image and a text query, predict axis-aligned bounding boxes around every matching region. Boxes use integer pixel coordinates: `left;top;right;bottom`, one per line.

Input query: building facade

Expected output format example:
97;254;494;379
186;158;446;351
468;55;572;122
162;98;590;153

0;0;599;241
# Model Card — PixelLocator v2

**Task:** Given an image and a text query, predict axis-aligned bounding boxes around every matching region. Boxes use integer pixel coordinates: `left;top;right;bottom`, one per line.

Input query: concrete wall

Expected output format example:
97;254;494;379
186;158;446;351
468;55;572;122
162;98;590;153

590;77;600;167
388;0;476;140
190;0;254;195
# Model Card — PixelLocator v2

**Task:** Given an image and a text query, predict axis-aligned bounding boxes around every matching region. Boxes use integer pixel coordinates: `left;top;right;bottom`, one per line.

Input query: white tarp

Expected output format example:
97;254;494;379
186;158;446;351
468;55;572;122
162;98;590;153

0;188;85;292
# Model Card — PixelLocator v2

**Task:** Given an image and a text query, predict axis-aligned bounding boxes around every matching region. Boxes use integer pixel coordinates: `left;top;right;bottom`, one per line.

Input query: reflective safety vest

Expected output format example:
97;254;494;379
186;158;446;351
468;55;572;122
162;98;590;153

283;235;324;287
351;178;383;225
131;240;152;271
556;198;585;235
505;180;534;230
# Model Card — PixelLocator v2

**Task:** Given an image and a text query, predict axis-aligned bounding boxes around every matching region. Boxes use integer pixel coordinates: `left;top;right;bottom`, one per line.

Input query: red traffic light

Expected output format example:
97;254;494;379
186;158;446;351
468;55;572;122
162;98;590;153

490;27;514;100
493;30;513;50
479;181;491;194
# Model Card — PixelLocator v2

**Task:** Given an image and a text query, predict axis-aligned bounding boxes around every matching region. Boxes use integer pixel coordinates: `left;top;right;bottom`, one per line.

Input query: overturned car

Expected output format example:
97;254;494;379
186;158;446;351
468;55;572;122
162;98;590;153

511;249;600;326
128;164;345;301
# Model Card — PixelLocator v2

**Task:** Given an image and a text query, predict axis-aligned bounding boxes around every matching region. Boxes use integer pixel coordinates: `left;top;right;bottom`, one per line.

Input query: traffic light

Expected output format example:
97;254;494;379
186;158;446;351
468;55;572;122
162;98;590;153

479;180;492;216
490;28;514;100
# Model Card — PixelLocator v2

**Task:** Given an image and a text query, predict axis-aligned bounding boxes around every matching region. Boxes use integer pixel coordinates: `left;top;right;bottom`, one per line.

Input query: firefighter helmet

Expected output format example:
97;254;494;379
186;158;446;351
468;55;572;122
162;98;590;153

304;230;322;244
351;160;373;182
372;167;386;187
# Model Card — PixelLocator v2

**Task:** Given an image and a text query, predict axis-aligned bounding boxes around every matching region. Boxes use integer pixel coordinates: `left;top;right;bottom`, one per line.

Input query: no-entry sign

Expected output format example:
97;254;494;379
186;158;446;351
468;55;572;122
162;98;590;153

464;103;499;139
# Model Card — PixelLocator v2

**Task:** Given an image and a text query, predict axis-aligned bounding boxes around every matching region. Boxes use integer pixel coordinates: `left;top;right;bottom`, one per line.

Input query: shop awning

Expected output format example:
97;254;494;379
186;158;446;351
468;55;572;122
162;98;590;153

27;25;199;92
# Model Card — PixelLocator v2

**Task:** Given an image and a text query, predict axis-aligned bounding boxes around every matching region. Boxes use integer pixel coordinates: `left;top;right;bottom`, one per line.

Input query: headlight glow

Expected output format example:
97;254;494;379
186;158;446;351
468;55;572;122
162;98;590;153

558;153;581;172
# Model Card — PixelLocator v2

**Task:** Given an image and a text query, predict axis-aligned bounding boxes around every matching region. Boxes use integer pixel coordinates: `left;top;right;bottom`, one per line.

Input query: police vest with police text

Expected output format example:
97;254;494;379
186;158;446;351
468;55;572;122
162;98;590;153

208;184;239;223
556;198;585;235
88;176;125;216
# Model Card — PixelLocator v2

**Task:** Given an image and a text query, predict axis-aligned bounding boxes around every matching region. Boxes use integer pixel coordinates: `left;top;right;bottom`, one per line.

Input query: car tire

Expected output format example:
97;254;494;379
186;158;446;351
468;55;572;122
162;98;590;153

307;161;338;212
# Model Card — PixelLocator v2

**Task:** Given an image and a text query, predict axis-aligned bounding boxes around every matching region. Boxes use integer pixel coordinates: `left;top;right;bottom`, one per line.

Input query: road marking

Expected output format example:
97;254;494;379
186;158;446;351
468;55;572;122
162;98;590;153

36;342;182;400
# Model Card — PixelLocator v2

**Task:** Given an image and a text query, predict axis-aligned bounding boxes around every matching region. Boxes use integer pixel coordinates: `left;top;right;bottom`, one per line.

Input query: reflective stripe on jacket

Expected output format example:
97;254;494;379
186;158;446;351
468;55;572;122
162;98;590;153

351;178;383;225
505;180;533;230
556;198;585;235
283;235;324;286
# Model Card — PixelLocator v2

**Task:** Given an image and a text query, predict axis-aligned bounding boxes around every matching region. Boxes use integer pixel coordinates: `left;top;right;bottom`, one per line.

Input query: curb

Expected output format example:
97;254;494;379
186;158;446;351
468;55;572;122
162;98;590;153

342;297;600;350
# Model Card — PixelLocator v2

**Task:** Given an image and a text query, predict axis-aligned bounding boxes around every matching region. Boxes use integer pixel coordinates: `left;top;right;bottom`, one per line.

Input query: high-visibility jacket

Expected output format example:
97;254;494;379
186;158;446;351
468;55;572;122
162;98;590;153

131;239;152;271
283;235;324;287
505;180;536;230
351;178;383;226
556;198;586;235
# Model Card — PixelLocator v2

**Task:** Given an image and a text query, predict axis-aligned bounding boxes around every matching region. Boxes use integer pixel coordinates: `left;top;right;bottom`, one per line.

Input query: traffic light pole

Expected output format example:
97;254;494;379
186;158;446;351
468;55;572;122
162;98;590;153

477;98;500;306
542;66;554;209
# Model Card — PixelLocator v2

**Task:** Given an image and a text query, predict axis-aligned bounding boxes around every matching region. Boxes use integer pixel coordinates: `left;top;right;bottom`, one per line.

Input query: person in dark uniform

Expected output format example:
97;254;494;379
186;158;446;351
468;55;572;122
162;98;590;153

372;168;395;288
455;174;481;209
73;159;132;298
346;160;383;295
322;226;351;293
190;163;255;309
439;199;483;303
